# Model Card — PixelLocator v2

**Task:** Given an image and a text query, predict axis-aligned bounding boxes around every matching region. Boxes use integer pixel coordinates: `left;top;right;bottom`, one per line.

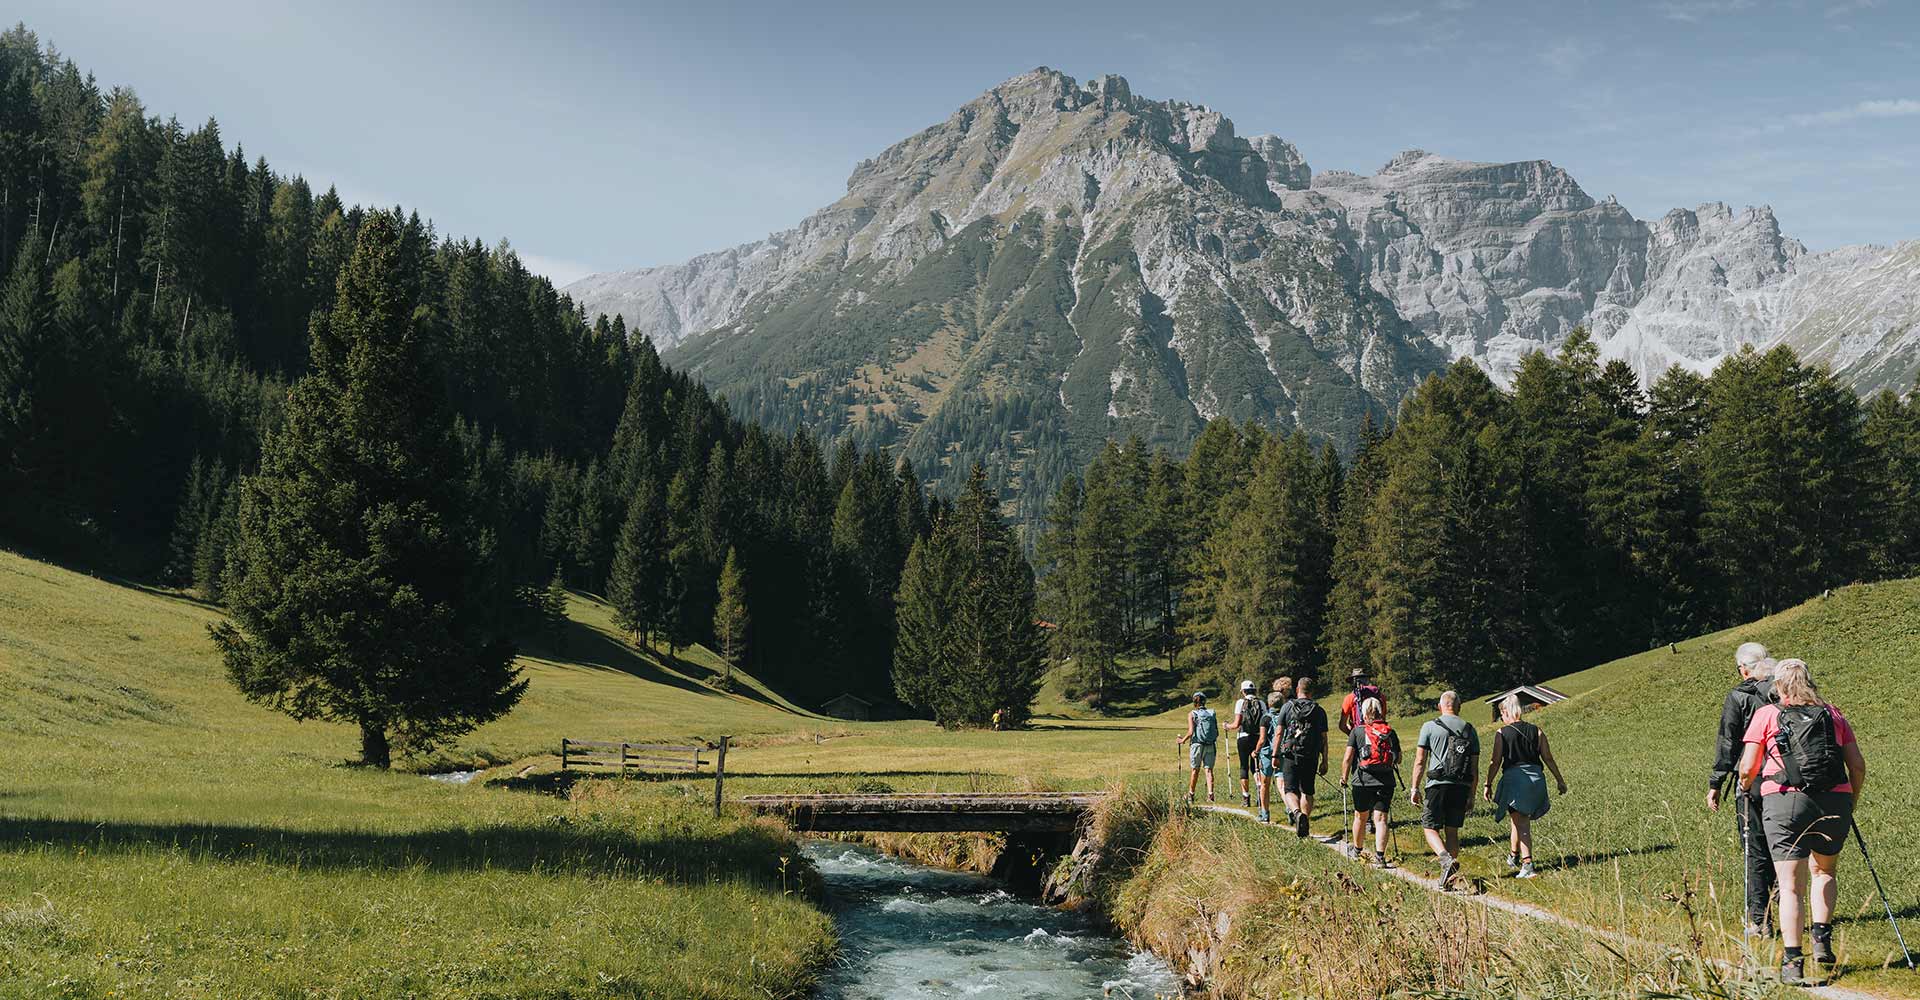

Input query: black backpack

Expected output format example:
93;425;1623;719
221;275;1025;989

1238;695;1266;738
1428;718;1475;783
1278;698;1317;757
1770;705;1847;794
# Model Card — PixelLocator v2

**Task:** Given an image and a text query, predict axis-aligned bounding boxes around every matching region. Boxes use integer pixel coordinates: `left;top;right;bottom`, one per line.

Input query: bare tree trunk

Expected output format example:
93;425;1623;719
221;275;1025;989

358;720;392;769
111;185;123;300
178;294;193;350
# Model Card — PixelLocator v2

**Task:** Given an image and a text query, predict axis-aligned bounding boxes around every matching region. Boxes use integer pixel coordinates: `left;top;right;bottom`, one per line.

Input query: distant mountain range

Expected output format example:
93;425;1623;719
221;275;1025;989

567;68;1919;482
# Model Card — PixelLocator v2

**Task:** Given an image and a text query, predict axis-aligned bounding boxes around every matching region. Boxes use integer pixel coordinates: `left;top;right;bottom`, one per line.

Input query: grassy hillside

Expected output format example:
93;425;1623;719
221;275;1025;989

0;550;835;1000
1257;580;1920;996
9;545;1917;997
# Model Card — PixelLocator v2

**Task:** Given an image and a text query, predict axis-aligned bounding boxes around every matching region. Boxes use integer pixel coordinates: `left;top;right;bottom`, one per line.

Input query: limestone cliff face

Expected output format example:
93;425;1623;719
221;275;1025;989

566;68;1919;482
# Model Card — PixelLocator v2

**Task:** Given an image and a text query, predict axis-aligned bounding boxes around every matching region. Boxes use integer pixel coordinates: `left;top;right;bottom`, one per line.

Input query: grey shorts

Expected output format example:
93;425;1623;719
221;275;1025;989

1762;790;1853;861
1189;741;1217;770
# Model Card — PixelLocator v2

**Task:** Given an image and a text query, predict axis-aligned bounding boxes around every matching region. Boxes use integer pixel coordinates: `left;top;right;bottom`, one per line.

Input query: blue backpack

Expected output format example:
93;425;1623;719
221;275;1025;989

1192;708;1219;744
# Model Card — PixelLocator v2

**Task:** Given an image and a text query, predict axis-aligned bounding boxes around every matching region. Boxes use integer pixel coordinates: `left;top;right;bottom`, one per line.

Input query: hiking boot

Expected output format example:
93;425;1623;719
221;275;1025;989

1242;791;1251;807
1439;854;1460;888
1516;863;1538;880
1342;843;1361;860
1207;791;1215;803
1505;852;1519;870
1285;809;1297;825
1295;811;1310;838
1257;809;1270;823
1369;851;1391;869
1811;925;1835;965
1779;957;1805;985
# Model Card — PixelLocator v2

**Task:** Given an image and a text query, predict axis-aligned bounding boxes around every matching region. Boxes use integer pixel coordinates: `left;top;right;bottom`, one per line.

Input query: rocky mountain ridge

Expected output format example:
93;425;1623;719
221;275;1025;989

567;68;1918;499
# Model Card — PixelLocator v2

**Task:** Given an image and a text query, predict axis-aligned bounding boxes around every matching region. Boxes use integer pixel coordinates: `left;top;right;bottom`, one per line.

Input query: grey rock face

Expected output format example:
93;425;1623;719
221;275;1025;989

567;68;1920;449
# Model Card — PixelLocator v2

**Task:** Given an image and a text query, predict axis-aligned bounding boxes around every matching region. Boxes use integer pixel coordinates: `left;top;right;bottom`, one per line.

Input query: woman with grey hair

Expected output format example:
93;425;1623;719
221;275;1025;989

1483;693;1568;879
1739;658;1866;984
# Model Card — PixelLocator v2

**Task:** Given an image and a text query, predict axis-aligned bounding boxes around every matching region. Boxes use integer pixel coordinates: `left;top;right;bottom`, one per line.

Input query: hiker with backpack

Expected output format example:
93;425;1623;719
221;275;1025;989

1340;668;1385;735
1409;691;1479;890
1252;690;1287;823
1227;679;1269;809
1709;641;1779;936
1275;675;1330;838
1483;693;1568;880
1178;691;1221;804
1737;658;1867;985
1340;696;1400;867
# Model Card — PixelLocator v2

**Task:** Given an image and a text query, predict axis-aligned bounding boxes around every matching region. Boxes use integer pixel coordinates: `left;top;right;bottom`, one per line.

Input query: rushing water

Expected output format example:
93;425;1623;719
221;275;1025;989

805;841;1183;1000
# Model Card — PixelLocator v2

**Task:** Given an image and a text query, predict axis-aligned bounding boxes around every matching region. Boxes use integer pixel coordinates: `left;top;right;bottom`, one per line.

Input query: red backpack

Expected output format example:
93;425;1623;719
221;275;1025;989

1358;720;1397;769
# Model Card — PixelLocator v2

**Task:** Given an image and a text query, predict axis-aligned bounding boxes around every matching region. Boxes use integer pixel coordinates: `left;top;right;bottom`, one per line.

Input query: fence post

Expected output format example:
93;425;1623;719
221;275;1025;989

560;738;569;771
619;742;630;778
714;736;730;818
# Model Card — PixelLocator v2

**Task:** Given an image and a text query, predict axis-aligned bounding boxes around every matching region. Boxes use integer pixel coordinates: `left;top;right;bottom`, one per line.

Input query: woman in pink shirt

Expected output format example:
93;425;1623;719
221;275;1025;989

1738;658;1867;984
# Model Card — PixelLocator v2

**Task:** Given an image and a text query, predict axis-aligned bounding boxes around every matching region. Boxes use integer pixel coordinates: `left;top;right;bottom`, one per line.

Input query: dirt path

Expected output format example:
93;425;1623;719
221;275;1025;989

1196;803;1883;1000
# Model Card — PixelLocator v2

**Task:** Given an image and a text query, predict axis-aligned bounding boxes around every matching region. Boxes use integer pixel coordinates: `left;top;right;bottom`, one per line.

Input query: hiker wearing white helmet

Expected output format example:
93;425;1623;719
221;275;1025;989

1226;678;1266;809
1710;640;1778;936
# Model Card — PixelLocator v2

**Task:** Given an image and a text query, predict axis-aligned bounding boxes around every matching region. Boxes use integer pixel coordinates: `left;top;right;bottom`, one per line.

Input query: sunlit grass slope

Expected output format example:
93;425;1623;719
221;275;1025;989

1291;581;1920;996
0;550;832;1000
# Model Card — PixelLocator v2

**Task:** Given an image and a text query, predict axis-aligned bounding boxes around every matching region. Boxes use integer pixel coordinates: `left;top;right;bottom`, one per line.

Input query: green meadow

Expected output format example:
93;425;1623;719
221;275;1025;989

5;547;1919;997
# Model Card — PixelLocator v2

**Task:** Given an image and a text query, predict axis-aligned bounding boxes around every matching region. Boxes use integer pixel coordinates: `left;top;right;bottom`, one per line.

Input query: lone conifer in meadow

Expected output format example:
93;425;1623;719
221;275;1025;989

211;213;524;769
713;546;749;688
893;465;1045;728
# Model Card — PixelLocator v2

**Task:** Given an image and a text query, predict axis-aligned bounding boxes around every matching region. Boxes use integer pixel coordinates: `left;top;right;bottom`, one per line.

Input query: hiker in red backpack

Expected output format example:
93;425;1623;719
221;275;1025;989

1340;696;1400;867
1738;658;1867;985
1340;668;1385;735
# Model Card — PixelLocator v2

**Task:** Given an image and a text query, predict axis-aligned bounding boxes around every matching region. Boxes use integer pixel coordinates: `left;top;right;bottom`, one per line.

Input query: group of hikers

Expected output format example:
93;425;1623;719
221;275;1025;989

1175;644;1873;985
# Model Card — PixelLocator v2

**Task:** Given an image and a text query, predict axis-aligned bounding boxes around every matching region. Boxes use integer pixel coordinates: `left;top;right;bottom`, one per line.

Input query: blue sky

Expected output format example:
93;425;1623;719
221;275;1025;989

20;0;1918;284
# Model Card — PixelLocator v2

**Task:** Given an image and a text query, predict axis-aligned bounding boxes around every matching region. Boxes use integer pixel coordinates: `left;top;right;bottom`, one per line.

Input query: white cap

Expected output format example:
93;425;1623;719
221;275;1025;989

1240;679;1255;693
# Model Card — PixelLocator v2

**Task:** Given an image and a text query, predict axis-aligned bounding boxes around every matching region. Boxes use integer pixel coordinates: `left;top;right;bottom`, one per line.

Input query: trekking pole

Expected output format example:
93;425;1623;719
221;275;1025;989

1738;796;1754;948
1851;816;1916;970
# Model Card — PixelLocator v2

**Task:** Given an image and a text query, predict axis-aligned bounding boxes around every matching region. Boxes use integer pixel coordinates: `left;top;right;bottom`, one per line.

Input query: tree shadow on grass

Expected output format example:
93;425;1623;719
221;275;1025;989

1535;842;1678;870
520;617;799;714
1098;660;1187;718
0;815;799;889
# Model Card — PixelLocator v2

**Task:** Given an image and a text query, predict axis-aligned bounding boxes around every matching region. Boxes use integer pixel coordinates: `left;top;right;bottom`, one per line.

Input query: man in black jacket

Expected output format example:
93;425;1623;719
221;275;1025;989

1708;641;1776;935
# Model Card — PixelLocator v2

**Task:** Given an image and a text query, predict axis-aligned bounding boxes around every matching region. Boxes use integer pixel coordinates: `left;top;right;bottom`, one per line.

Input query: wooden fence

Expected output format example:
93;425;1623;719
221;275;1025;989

560;736;731;816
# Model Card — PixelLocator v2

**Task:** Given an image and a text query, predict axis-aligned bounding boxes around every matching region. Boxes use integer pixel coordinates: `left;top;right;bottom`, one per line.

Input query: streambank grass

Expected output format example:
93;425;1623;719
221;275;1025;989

1101;787;1799;1000
0;551;832;999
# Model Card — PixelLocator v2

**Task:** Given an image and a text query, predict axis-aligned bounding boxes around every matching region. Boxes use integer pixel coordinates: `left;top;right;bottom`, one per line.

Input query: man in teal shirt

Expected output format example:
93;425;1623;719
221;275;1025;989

1409;690;1479;889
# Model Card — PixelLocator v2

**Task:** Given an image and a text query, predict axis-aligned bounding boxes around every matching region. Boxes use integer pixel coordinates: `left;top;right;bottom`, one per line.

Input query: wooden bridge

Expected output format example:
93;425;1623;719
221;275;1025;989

739;792;1102;833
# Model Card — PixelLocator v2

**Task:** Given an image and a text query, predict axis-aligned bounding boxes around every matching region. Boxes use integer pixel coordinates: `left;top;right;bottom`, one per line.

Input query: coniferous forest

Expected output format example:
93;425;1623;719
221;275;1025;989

1038;335;1920;704
7;26;1920;740
0;28;1051;747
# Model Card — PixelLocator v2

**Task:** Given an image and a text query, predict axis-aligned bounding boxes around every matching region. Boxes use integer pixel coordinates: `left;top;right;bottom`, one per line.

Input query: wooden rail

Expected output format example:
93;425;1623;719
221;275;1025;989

739;792;1101;833
561;736;731;816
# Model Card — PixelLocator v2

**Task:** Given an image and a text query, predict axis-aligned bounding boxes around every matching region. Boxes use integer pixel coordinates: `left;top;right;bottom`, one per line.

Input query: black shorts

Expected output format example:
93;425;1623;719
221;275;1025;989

1282;755;1318;797
1422;783;1470;830
1762;790;1853;861
1236;735;1257;779
1351;783;1393;813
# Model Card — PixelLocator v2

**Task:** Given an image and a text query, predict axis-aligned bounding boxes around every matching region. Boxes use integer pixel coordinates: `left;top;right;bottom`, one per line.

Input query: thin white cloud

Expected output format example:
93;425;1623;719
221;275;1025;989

522;252;599;288
1370;10;1424;26
1825;0;1883;17
1536;39;1601;75
1653;0;1756;22
1437;0;1475;9
1785;98;1920;128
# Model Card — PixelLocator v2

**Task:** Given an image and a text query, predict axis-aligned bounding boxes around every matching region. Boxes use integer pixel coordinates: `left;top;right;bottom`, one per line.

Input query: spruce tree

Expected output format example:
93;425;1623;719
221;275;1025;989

608;476;666;644
713;546;749;688
211;213;523;768
893;465;1044;728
